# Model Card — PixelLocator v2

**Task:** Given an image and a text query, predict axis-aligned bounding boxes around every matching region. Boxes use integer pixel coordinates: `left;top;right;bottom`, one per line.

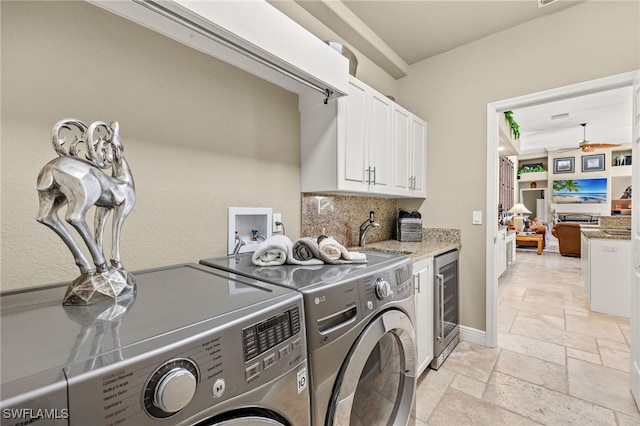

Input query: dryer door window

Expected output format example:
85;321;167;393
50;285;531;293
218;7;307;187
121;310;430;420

329;309;417;426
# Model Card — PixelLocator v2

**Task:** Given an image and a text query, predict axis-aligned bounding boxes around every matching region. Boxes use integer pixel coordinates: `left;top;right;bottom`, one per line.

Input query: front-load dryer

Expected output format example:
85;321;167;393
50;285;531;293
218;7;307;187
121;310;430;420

200;251;417;425
1;264;310;426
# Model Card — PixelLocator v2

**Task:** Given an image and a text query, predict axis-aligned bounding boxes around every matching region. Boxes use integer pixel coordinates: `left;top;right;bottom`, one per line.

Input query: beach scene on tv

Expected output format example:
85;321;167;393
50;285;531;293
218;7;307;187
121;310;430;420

553;178;607;203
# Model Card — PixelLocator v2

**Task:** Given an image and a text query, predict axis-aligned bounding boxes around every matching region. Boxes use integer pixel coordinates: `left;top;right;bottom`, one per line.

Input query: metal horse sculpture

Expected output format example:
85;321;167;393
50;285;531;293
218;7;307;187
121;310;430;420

36;119;136;305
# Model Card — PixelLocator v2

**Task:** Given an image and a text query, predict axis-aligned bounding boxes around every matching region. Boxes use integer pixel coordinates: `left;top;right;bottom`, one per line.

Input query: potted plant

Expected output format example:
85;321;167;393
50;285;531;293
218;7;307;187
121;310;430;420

504;111;520;140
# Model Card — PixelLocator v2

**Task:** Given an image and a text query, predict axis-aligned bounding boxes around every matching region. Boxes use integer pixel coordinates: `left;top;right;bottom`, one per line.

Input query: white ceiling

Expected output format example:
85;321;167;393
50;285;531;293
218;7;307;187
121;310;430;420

270;0;632;156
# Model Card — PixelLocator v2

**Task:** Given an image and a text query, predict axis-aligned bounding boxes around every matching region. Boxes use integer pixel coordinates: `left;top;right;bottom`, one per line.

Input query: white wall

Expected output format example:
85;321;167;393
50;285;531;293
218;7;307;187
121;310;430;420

397;1;640;330
1;1;302;290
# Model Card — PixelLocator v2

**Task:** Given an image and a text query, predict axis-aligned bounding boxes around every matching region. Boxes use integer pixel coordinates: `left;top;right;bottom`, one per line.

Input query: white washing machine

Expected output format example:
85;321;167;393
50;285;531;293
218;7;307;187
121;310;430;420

0;264;310;426
200;251;417;425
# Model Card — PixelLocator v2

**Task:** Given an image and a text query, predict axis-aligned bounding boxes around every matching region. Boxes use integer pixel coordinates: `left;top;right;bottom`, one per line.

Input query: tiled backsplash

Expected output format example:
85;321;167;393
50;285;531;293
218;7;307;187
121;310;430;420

301;194;397;246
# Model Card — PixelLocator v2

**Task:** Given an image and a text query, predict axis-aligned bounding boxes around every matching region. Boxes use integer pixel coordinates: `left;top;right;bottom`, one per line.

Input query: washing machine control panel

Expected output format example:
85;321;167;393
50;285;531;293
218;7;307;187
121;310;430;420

363;264;413;309
143;358;199;418
65;298;306;425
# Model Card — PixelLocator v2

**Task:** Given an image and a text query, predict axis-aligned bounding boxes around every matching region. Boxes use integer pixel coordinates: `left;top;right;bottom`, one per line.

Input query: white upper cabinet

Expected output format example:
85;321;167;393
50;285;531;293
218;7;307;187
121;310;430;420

301;76;426;198
393;105;427;198
301;77;394;194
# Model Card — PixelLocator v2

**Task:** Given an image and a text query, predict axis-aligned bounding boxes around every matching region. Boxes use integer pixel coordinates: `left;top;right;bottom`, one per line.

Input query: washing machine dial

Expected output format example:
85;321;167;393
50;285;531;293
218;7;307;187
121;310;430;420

144;358;199;418
374;277;392;300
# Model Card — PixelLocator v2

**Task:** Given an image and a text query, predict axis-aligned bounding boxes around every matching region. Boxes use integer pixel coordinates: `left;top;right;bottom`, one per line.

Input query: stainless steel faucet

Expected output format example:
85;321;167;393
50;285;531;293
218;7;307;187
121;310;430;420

359;211;380;247
233;233;246;255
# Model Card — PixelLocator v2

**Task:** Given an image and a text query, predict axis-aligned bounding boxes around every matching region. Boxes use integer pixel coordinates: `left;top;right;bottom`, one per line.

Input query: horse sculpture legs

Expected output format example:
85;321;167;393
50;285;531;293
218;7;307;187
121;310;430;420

37;190;109;274
95;205;129;270
37;194;95;274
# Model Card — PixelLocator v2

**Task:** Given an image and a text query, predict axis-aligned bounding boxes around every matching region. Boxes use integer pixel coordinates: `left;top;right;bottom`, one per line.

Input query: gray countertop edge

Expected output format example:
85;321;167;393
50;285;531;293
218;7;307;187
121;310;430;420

581;228;631;240
355;240;461;263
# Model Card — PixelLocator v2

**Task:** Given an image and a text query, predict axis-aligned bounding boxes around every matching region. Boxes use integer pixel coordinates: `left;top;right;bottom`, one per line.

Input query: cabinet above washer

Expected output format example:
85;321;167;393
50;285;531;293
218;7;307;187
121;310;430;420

300;76;427;198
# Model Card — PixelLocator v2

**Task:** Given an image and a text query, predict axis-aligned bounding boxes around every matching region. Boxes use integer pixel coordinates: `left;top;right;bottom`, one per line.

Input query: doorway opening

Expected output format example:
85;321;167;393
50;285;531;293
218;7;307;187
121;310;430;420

485;70;638;348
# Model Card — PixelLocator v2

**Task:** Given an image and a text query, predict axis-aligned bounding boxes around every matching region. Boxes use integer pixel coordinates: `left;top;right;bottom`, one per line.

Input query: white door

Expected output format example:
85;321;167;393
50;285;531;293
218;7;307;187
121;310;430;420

631;73;640;409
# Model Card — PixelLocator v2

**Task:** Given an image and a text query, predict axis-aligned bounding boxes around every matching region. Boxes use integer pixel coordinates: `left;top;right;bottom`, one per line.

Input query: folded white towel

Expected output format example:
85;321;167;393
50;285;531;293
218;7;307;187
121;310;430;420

251;235;293;266
318;237;367;264
289;238;324;265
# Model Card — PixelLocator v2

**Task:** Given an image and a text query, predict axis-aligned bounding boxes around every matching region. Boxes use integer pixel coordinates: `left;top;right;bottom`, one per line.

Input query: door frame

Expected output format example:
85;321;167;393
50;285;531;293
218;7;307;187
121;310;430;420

485;70;639;348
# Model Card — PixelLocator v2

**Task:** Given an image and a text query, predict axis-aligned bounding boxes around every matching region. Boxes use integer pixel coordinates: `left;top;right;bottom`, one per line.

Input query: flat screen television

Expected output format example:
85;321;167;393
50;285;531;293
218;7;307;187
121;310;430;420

552;178;607;203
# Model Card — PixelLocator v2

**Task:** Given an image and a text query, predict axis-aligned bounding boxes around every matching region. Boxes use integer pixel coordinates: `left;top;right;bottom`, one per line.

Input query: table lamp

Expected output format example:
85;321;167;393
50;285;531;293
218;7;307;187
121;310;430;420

508;203;532;232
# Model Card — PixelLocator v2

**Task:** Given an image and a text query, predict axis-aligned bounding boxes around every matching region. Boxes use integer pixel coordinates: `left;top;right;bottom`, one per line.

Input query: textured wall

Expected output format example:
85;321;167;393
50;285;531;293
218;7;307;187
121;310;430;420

1;1;302;290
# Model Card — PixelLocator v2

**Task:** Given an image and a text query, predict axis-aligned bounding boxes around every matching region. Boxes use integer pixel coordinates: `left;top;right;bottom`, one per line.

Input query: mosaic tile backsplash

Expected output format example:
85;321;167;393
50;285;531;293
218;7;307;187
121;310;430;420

301;194;397;247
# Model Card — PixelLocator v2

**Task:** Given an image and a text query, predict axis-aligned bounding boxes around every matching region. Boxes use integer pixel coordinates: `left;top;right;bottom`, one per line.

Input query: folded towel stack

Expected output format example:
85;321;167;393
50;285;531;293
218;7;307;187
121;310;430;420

317;236;367;264
251;235;292;266
250;235;366;266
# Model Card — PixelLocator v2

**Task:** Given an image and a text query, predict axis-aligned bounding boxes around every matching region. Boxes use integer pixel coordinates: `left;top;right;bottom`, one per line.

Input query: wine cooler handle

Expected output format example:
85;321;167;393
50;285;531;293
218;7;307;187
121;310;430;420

436;273;445;342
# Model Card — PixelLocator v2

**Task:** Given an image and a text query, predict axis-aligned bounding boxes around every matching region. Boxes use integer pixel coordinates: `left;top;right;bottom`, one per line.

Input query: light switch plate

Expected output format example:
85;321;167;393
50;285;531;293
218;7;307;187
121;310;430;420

473;211;482;225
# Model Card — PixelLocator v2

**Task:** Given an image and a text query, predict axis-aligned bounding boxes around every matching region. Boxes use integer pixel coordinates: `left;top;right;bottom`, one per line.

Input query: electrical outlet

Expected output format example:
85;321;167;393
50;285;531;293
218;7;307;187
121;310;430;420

273;213;282;232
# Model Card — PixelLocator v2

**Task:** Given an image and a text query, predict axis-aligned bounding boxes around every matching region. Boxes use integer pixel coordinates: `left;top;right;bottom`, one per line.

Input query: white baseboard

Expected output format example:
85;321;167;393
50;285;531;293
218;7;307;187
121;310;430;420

459;325;488;346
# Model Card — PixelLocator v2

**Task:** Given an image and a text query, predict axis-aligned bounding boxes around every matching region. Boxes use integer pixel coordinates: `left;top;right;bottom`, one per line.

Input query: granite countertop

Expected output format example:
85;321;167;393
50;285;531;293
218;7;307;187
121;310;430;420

581;227;631;240
359;239;460;262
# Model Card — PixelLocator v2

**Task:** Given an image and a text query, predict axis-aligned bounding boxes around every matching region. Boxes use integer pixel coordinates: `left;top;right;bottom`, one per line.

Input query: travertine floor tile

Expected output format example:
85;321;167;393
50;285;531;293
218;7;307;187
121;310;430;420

599;346;631;372
498;331;566;365
510;319;598;353
567;358;640;417
437;341;499;382
484;371;617;425
515;310;565;330
450;373;486;399
494;349;568;393
566;347;601;365
429;388;539;426
565;313;626;343
415;366;456;422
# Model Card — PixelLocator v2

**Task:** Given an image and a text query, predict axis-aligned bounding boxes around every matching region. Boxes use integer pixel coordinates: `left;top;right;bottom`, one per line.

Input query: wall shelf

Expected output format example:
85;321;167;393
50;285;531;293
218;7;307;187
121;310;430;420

517;171;547;182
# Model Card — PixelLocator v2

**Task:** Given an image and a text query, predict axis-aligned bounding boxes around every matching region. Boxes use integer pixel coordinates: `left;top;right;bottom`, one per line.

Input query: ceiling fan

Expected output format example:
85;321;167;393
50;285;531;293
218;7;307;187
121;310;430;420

575;122;621;152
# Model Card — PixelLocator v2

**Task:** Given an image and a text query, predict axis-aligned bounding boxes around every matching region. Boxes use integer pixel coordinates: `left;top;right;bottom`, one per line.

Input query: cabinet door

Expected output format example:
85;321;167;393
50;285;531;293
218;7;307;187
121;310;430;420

414;257;434;378
411;115;427;198
392;105;412;196
369;91;393;194
339;78;369;191
496;228;507;277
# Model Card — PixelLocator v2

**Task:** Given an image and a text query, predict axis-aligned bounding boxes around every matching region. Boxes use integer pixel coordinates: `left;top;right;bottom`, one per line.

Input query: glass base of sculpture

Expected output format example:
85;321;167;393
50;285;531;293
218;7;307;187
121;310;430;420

63;268;136;306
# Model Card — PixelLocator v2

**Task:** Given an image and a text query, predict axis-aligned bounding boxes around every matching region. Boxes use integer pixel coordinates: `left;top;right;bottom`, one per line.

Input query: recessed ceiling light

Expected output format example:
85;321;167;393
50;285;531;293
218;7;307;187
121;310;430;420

551;113;569;120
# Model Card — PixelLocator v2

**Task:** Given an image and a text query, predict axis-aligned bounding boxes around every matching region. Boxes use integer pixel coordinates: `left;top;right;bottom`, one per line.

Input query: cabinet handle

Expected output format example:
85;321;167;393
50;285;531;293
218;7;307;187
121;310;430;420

371;167;376;185
436;273;445;342
366;167;371;184
413;273;421;293
412;176;416;190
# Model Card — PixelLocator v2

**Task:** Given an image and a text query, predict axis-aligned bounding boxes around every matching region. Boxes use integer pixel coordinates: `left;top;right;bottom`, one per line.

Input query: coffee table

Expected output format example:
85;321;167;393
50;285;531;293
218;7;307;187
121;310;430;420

515;233;544;255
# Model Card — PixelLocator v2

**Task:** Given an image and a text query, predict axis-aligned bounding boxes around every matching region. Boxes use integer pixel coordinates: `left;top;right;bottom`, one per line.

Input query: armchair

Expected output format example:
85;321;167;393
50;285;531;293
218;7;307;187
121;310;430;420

552;223;581;257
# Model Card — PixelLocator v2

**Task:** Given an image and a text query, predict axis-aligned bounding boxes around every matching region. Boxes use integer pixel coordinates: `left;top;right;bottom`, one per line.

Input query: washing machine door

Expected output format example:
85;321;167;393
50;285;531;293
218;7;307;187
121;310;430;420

194;409;289;426
328;309;417;426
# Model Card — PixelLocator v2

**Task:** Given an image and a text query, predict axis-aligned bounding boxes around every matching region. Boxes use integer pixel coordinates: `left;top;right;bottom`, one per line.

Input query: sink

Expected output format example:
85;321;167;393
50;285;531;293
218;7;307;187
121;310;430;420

603;229;631;236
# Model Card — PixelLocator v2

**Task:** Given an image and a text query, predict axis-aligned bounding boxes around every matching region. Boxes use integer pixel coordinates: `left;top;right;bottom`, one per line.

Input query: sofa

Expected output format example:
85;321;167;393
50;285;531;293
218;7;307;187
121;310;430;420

552;223;581;257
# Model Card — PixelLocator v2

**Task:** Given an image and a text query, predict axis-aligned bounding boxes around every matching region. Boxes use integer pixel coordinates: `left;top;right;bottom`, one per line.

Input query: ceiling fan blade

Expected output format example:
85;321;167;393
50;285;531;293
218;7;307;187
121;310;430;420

579;142;621;151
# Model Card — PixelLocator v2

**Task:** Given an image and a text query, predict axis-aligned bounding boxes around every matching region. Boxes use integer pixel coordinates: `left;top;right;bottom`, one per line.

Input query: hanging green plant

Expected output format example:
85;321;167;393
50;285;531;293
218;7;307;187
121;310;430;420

504;111;521;140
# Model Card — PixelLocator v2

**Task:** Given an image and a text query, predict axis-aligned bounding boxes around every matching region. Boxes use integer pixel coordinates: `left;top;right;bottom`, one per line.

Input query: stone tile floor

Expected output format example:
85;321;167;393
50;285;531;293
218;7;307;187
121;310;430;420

414;248;639;425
